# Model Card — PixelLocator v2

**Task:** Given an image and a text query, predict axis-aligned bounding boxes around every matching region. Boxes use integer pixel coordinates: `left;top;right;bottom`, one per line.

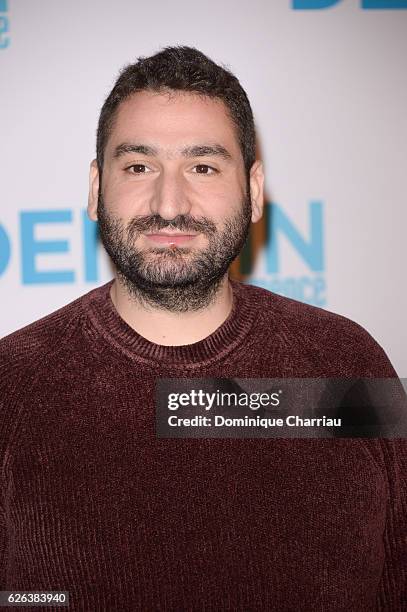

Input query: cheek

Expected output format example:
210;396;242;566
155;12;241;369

202;190;245;223
102;179;153;216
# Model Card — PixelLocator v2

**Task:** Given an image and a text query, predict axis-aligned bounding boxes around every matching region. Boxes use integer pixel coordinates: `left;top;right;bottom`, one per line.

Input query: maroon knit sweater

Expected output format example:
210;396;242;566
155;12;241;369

0;279;406;612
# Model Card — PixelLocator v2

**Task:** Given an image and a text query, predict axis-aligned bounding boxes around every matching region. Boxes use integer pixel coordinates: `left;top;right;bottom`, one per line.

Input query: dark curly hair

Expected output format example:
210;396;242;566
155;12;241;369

96;46;256;179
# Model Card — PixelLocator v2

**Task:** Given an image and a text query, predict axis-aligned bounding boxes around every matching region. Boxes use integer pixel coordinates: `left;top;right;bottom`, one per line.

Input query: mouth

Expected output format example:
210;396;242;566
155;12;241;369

144;232;199;246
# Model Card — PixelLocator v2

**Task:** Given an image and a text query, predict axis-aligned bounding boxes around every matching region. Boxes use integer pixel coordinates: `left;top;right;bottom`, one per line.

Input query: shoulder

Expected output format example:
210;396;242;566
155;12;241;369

235;280;397;376
240;281;368;339
0;284;107;379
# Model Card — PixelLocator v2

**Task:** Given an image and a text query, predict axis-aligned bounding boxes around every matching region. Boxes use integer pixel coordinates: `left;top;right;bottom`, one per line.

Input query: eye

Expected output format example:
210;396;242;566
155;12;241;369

126;164;151;174
192;164;217;175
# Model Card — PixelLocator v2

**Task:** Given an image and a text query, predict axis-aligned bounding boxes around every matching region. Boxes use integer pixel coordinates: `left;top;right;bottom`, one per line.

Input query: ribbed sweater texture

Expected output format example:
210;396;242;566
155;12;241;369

0;279;406;611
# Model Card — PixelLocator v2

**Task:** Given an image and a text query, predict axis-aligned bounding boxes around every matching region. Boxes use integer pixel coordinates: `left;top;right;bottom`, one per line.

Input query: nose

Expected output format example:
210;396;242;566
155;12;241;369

149;168;192;221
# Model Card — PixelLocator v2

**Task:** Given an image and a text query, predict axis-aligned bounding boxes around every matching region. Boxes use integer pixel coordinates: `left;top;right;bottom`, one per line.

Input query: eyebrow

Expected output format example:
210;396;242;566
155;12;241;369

181;144;232;160
112;143;232;161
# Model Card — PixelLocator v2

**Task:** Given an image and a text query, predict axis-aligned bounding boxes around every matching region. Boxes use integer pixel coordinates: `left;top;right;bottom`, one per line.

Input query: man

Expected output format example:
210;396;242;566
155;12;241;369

0;46;405;611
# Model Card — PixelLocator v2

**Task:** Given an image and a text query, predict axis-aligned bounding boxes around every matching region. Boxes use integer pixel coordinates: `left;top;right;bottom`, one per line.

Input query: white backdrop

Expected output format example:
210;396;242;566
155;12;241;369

0;0;406;374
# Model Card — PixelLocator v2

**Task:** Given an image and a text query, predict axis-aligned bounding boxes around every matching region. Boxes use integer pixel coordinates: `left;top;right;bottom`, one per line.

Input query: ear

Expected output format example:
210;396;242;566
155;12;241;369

249;160;265;223
87;159;100;221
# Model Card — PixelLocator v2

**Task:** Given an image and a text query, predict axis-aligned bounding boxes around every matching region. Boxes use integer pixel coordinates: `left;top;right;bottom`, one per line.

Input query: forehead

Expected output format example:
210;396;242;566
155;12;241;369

106;90;241;157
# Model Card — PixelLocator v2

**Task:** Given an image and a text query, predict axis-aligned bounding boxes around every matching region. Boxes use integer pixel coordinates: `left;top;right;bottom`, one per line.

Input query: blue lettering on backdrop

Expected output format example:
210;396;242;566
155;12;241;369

266;201;324;274
83;211;99;282
0;204;327;307
0;223;11;275
293;0;407;7
242;201;326;306
270;276;326;306
20;211;75;284
362;0;407;7
293;0;340;8
0;0;9;50
0;16;9;49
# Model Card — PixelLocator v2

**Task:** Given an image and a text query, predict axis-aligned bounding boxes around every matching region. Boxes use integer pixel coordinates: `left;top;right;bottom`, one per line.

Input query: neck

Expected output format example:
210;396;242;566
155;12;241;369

110;274;234;346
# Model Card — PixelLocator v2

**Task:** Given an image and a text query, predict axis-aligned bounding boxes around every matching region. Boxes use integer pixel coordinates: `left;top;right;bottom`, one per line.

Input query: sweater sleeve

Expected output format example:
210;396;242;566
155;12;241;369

0;303;83;590
0;368;9;588
348;328;407;607
0;338;28;588
0;504;6;588
0;350;14;589
375;438;407;609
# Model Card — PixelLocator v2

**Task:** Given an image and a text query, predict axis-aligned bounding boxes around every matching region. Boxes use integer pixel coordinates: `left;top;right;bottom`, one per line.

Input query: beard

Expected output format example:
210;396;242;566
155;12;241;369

97;190;252;312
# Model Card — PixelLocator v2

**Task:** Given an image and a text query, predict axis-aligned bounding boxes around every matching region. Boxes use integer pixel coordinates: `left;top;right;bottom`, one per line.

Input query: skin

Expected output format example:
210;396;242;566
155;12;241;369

88;90;265;346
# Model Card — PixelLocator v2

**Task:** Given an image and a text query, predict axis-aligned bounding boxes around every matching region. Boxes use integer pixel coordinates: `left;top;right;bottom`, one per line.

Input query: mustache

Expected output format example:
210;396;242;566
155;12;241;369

127;214;217;237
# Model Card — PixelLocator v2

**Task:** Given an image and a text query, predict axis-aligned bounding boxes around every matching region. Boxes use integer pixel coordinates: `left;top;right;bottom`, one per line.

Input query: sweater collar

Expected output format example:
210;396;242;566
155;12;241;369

85;277;260;368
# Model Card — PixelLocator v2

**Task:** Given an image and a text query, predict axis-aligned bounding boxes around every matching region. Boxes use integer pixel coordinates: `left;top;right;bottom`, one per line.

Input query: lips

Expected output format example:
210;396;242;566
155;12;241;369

144;232;199;245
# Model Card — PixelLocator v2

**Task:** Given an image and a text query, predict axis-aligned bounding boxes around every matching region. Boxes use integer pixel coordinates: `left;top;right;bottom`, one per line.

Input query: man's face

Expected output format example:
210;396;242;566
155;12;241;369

88;90;264;311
